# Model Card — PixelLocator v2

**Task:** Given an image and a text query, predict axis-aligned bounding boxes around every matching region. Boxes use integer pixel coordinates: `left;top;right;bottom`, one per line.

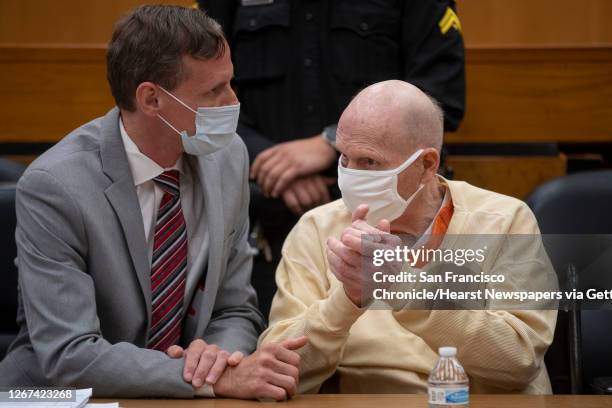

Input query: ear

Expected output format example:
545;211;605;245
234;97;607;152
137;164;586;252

135;82;161;117
420;148;440;182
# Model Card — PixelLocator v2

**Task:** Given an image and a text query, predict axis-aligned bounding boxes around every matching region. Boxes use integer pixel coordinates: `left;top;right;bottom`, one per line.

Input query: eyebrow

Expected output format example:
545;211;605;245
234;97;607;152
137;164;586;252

208;72;234;92
342;150;385;163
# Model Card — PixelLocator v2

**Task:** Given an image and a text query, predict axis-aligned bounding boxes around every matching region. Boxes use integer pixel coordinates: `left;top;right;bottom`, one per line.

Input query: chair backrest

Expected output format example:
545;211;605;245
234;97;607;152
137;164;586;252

526;170;612;394
526;170;612;234
0;159;25;182
0;184;18;334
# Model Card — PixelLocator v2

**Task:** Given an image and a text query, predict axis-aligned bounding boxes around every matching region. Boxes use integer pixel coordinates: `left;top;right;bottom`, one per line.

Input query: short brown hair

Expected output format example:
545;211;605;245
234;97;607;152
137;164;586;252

106;5;226;111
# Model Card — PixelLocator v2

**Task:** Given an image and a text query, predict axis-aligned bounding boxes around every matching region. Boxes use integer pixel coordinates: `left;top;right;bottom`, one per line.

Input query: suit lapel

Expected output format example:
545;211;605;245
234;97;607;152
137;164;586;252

194;155;225;335
98;109;228;339
99;108;152;331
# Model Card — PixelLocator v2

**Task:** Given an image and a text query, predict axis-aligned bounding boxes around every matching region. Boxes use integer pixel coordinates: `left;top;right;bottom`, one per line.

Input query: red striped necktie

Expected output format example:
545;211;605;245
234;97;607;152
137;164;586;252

147;169;188;351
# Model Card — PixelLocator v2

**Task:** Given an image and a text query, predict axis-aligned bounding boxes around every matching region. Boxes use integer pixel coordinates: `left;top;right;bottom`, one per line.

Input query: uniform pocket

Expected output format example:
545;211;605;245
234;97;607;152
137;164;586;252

329;2;400;86
232;1;291;82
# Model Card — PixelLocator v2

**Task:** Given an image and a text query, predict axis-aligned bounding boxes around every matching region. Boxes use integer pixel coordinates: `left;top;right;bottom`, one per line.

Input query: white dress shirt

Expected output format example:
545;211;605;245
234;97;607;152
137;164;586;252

119;119;214;396
119;118;209;300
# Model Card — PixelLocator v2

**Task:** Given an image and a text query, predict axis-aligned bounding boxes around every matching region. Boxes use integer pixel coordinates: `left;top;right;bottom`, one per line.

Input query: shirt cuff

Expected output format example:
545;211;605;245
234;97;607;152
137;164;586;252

319;286;366;333
194;383;215;398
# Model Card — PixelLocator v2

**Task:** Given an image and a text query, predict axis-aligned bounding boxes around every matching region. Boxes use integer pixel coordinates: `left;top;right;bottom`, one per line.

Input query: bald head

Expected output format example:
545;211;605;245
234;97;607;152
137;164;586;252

336;81;446;228
338;80;444;155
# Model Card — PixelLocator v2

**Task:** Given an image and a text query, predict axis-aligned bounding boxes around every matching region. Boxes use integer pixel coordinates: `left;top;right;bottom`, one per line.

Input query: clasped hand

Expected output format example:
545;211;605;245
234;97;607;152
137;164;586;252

167;336;308;401
326;204;402;307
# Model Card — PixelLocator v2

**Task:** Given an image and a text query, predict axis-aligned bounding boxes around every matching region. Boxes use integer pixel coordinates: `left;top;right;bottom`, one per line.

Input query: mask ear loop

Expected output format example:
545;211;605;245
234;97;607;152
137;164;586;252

157;113;183;137
393;150;427;205
393;148;425;174
158;85;198;114
414;147;438;191
339;148;425;176
156;85;197;137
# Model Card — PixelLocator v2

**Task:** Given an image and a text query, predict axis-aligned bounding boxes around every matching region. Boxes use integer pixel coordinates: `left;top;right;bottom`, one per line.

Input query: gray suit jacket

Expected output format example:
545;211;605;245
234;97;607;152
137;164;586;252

0;108;265;397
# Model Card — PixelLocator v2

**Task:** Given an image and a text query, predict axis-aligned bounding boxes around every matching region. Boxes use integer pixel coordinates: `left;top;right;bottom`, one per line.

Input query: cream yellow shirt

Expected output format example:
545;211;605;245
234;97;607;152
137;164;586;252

259;177;557;395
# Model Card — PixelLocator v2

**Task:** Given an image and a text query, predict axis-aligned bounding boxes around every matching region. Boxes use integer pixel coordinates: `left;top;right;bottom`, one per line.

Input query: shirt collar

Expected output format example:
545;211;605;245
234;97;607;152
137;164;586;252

119;117;184;186
413;184;451;248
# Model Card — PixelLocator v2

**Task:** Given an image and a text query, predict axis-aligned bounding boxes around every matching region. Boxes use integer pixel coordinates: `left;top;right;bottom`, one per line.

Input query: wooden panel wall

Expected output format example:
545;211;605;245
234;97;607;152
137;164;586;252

0;46;114;143
1;45;610;144
1;0;611;198
1;0;611;46
446;47;612;143
457;0;612;46
0;1;193;44
447;155;567;199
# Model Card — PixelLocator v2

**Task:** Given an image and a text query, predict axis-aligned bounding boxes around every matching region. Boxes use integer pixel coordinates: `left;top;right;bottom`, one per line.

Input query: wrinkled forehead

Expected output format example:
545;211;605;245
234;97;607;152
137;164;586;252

337;104;410;156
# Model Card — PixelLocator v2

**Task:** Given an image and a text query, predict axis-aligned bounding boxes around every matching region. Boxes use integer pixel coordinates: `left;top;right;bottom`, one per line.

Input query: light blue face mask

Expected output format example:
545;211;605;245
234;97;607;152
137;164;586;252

157;86;240;156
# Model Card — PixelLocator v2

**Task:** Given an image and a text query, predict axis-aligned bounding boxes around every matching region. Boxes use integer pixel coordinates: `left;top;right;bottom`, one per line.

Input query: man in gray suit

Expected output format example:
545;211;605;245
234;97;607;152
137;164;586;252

0;5;304;400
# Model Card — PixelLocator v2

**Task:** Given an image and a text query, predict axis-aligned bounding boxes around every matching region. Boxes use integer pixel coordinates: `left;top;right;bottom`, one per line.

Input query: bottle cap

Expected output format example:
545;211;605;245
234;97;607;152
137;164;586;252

439;346;457;357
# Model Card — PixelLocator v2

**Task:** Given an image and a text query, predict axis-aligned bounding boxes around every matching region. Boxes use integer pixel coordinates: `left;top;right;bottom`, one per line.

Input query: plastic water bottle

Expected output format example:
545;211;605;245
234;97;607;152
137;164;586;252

428;346;469;407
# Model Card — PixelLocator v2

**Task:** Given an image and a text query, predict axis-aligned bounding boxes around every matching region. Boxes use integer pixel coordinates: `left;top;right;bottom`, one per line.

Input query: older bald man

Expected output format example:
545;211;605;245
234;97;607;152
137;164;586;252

258;80;557;395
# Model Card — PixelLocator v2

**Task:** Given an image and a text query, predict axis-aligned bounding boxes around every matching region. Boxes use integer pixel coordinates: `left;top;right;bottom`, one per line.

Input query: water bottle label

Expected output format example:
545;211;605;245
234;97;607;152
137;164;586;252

428;387;469;405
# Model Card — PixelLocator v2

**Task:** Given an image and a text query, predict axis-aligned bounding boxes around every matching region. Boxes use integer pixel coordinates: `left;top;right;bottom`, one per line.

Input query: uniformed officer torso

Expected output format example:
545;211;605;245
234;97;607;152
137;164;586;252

230;0;406;141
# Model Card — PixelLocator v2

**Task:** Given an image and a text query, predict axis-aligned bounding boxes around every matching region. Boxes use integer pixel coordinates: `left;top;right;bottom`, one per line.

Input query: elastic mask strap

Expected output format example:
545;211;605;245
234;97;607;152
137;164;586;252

338;148;424;176
158;86;197;114
394;148;425;173
157;113;183;137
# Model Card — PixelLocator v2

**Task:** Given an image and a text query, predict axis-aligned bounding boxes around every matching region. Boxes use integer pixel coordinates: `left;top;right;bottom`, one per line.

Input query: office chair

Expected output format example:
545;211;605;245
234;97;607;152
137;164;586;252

0;158;25;182
526;170;612;394
0;184;18;358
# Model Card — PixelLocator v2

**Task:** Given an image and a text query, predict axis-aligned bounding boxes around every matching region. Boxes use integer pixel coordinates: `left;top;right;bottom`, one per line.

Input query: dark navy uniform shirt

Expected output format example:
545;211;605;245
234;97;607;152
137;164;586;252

200;0;465;163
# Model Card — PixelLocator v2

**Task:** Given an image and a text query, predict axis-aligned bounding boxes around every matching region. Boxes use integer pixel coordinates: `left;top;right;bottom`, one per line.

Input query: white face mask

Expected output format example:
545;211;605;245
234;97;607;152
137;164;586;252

157;86;240;156
338;149;424;225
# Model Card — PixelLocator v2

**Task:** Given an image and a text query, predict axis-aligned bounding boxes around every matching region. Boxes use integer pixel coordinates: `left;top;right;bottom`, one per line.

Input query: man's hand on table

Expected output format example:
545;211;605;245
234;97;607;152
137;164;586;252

166;339;243;387
167;336;308;400
251;133;337;198
212;336;308;401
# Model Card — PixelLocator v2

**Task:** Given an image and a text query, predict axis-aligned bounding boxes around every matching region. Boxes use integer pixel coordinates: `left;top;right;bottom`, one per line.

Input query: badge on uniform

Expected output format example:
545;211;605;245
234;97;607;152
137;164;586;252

439;7;462;35
241;0;274;6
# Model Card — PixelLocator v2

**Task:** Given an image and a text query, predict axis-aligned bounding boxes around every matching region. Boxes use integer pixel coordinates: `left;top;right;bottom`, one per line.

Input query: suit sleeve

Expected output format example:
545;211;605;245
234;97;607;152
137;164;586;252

401;0;465;131
15;169;194;397
201;140;266;353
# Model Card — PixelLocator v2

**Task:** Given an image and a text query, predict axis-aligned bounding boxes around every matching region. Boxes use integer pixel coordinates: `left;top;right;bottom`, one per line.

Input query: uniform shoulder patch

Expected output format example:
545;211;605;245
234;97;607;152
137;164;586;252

439;6;462;35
